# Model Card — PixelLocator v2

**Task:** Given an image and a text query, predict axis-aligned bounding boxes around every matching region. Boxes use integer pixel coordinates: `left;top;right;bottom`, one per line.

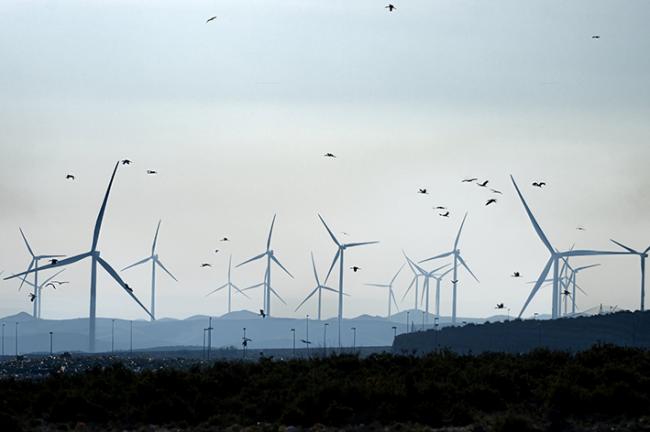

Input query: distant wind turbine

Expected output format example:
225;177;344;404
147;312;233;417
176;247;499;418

365;263;404;319
403;254;449;324
420;212;479;324
295;252;339;321
207;254;250;314
17;268;66;319
4;162;154;352
319;214;379;349
609;239;650;311
237;214;293;317
510;175;628;319
16;228;64;319
402;257;421;311
122;220;178;321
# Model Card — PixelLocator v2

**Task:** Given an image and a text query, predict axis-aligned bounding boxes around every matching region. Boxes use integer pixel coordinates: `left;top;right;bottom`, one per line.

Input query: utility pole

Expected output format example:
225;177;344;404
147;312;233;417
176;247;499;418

323;323;328;356
129;320;133;355
392;326;397;340
49;331;53;355
406;311;410;334
242;327;248;359
111;319;115;354
422;311;425;331
202;328;207;359
15;322;19;358
351;327;357;352
1;322;5;358
306;315;310;356
207;317;213;361
290;328;295;358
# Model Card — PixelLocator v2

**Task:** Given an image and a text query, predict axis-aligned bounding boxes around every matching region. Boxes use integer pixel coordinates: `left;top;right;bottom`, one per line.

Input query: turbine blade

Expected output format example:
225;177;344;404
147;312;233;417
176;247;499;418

236;252;267;268
419;251;454;263
266;214;276;250
403;253;427;275
231;283;251;299
345;241;379;248
318;214;340;247
324;249;340;284
156;259;178;282
440;268;454;278
518;258;553;318
575;283;588;296
269;286;286;305
321;286;338;293
40;268;66;287
401;276;416;301
206;283;228;297
564;250;630;257
573;263;601;272
311;252;320;286
6;252;91;281
457;255;479;282
151;220;162;254
122;256;152;271
430;262;451;275
19;228;35;257
391;289;399;311
36;254;66;259
390;263;405;285
242;282;265;291
271;255;293;278
18;259;34;291
92;162;120;252
96;256;154;320
295;287;319;311
609;239;637;254
510;175;554;253
454;212;468;250
365;283;390;287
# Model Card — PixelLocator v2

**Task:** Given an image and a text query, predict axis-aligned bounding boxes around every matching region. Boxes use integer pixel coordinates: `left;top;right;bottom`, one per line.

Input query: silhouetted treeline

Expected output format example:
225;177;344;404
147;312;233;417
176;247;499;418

1;345;649;430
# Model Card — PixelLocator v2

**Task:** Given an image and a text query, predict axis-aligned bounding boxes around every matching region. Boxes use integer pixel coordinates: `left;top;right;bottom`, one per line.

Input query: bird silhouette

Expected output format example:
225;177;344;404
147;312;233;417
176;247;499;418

490;189;502;194
350;266;361;272
324;153;336;158
418;188;428;194
201;263;212;268
48;259;58;265
477;180;489;187
259;309;266;318
206;16;217;23
462;178;478;183
121;159;132;165
45;282;57;290
439;211;450;217
242;337;252;347
300;339;312;345
66;174;75;180
512;272;521;278
434;206;446;210
214;249;219;254
532;182;546;188
486;198;497;206
29;293;36;302
124;284;133;293
147;170;157;175
52;281;69;286
495;303;505;309
385;4;396;11
577;226;586;231
220;237;229;242
451;279;458;284
592;35;600;39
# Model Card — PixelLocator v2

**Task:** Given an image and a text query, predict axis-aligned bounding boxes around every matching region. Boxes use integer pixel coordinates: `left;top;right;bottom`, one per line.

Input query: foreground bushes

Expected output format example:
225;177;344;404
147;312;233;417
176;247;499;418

1;344;649;429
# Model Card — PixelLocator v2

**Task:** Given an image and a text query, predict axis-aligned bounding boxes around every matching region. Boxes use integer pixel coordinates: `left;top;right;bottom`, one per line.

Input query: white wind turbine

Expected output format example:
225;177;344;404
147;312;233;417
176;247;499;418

425;267;454;321
122;220;178;321
295;252;339;321
5;162;153;352
16;228;64;319
207;254;250;314
319;214;379;349
510;175;628;319
237;214;293;317
404;253;449;324
403;257;421;311
610;239;650;311
420;212;479;324
365;264;404;319
18;268;66;319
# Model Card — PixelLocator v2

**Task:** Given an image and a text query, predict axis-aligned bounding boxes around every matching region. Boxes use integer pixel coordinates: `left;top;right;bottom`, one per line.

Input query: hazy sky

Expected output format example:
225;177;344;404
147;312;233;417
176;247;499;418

1;0;649;321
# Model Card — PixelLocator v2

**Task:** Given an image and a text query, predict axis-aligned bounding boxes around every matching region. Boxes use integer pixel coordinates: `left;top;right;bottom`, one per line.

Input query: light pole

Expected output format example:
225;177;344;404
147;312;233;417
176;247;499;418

351;327;356;352
291;328;296;358
507;308;511;321
323;323;329;356
202;328;207;359
111;319;115;354
392;326;397;340
422;311;425;331
434;316;439;351
306;315;310;356
406;311;410;334
129;320;133;355
49;331;53;355
1;322;5;358
242;327;248;358
207;317;213;360
15;322;19;358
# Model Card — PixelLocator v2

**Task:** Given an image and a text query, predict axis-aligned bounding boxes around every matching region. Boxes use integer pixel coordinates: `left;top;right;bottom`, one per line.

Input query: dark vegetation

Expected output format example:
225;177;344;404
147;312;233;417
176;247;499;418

1;345;650;431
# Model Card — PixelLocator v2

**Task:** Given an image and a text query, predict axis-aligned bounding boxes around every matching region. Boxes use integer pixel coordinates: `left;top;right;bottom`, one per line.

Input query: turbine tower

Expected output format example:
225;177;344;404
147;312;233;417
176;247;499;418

403;253;449;324
420;213;479;324
403;257;421;311
237;214;293;317
610;239;650;311
295;252;338;321
365;264;404;319
207;254;250;314
319;214;379;349
509;175;627;319
18;268;66;319
16;228;64;319
5;162;153;352
122;220;178;321
427;267;453;320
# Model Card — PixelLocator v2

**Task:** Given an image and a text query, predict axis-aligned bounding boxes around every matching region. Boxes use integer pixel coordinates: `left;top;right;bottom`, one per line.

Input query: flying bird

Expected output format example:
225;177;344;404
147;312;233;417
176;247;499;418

300;339;312;345
324;153;336;158
434;206;446;210
418;188;428;194
485;198;497;206
495;303;505;309
490;189;502;194
201;263;212;268
576;226;586;231
220;237;229;242
385;4;396;11
242;337;252;347
592;35;600;39
48;259;59;265
532;182;546;188
350;266;361;272
29;293;36;302
45;283;58;290
206;16;217;23
512;272;521;278
121;159;132;165
124;284;133;293
439;211;450;217
451;279;458;284
477;180;489;187
214;249;219;254
146;170;157;175
259;309;266;319
462;178;478;183
66;174;75;180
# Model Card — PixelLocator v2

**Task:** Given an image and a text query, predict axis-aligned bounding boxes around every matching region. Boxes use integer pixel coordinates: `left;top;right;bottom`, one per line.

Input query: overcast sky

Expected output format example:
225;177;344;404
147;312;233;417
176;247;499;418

1;0;649;321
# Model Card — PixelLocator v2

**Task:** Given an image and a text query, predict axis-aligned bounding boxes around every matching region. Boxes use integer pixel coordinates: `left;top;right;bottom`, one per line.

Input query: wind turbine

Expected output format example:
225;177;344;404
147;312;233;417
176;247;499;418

18;268;66;319
610;239;650;311
509;175;628;319
402;257;421;311
420;212;479;324
5;162;153;352
426;267;454;321
237;214;293;317
365;264;404;319
295;252;338;321
207;254;250;314
318;214;379;349
403;253;449;324
16;228;64;319
122;220;178;321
